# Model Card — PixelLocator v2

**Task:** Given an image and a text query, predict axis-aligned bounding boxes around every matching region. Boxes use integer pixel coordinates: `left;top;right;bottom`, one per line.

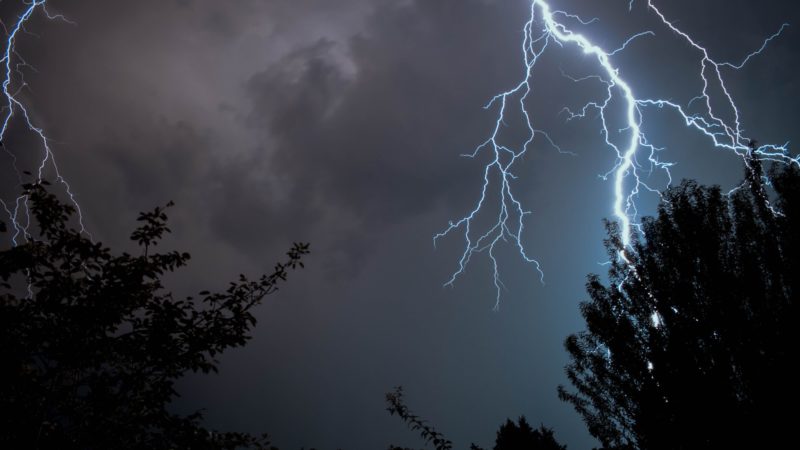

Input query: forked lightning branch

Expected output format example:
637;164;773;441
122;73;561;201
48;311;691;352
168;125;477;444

435;0;795;308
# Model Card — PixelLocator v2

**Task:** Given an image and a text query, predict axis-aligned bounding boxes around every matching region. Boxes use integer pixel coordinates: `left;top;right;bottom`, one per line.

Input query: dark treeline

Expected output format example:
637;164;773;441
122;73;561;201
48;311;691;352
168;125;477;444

2;159;798;449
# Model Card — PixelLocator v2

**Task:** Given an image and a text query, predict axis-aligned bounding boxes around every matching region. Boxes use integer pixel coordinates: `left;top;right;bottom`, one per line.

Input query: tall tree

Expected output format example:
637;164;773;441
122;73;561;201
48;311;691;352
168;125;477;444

558;161;799;450
0;181;309;449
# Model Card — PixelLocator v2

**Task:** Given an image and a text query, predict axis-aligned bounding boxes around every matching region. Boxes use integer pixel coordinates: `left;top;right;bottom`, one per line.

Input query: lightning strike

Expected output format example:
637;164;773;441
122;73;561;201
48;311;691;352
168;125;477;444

1;0;84;246
436;0;795;307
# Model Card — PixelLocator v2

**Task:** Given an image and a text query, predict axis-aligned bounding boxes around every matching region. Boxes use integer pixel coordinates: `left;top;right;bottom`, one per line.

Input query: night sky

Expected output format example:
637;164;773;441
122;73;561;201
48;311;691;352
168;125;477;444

2;1;799;449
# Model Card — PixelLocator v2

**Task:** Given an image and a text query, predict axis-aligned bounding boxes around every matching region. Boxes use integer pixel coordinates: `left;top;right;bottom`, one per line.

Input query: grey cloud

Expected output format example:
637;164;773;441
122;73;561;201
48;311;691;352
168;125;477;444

222;0;529;266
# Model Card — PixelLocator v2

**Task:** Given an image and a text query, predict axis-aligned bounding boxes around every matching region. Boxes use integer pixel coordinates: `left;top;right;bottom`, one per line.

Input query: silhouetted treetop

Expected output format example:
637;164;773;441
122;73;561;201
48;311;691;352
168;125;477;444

0;180;308;449
493;417;566;450
558;162;800;450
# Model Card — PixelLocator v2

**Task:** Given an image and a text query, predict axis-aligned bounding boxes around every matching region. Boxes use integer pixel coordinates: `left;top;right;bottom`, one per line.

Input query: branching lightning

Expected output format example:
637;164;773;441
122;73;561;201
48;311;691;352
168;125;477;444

436;0;795;308
0;0;84;245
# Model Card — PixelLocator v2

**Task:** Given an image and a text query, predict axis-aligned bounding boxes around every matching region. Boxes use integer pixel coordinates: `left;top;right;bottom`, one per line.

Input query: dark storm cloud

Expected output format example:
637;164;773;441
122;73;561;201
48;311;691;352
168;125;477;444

23;0;513;274
220;0;527;268
13;0;387;260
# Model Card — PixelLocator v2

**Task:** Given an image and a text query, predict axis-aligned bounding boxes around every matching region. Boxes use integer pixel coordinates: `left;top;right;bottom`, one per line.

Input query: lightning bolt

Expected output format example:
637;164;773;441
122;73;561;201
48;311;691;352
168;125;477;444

0;0;85;246
436;0;795;308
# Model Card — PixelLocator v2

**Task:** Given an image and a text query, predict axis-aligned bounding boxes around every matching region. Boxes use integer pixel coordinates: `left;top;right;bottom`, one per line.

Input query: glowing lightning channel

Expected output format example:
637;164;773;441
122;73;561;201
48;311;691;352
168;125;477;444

436;0;795;308
0;0;85;245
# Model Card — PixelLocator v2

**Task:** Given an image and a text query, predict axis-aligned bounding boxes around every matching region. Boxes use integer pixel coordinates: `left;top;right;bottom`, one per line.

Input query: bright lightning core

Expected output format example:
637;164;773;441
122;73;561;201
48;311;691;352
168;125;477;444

436;0;795;308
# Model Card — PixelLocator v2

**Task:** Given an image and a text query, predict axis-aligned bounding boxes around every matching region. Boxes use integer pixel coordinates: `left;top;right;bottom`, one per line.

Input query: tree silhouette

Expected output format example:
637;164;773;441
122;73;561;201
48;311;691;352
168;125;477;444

558;161;799;450
0;180;309;449
493;417;566;450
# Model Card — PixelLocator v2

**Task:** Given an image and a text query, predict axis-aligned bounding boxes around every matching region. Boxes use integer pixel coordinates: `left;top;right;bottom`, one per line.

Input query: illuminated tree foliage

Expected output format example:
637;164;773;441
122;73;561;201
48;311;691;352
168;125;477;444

559;161;799;450
0;181;309;449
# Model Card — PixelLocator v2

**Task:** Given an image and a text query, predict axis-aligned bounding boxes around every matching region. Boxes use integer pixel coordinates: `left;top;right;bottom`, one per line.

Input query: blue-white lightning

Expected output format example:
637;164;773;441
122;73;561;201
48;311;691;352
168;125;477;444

436;0;795;307
0;0;84;245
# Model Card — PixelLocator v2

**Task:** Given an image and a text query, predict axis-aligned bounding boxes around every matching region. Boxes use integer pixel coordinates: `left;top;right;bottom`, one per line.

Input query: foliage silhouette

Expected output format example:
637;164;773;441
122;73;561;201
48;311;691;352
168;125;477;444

0;180;309;449
493;417;566;450
558;160;799;450
386;386;453;450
